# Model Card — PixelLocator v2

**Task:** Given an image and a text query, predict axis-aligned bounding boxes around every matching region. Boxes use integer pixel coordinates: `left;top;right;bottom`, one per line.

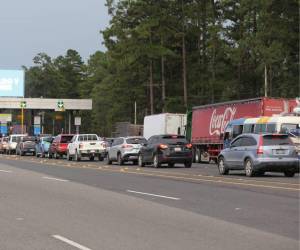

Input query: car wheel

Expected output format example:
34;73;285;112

89;156;94;161
153;154;160;168
67;151;72;161
195;149;200;163
138;154;145;167
184;161;192;168
75;150;81;161
107;154;112;165
117;153;123;166
20;150;24;156
54;152;60;159
284;171;295;177
245;158;255;177
218;157;229;175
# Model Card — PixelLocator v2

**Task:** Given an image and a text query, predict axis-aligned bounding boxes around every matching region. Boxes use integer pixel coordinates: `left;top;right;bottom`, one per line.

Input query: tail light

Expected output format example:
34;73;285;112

79;143;84;149
122;144;133;149
159;144;168;149
186;143;192;149
257;135;264;155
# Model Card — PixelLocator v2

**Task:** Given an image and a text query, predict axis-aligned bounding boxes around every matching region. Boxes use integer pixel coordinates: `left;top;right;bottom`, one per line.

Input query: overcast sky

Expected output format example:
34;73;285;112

0;0;110;69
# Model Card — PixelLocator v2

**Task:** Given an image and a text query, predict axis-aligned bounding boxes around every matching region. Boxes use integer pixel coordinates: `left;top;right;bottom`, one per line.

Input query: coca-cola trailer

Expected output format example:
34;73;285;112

188;97;297;163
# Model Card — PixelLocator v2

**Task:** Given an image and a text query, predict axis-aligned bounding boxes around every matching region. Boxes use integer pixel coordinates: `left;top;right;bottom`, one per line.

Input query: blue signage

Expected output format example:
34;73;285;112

0;124;8;135
0;70;24;97
34;125;41;136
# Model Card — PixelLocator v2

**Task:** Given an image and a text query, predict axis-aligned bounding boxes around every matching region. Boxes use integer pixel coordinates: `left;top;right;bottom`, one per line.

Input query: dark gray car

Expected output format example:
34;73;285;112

217;133;299;177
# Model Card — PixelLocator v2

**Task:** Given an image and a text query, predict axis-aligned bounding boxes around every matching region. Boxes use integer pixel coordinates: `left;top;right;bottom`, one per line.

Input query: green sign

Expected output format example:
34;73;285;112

20;101;26;108
57;100;64;109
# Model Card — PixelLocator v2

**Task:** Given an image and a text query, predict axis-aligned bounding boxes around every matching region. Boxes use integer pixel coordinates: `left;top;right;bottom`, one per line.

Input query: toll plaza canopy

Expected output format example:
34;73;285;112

0;98;92;110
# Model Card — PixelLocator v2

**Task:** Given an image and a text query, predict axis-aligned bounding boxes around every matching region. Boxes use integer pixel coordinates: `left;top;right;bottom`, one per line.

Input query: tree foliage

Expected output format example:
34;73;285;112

25;0;299;136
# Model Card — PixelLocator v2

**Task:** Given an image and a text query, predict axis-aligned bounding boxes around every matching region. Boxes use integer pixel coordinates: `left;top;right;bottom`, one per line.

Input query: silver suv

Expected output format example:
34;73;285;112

107;137;147;165
218;133;299;177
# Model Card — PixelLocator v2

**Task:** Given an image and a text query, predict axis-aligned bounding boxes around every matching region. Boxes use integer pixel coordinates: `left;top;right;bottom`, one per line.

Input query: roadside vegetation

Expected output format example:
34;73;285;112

24;0;299;136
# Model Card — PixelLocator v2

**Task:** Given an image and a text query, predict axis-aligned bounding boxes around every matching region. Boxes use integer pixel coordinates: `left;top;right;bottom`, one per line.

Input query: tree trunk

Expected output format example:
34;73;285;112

182;0;188;109
149;59;154;115
210;0;216;103
161;39;166;112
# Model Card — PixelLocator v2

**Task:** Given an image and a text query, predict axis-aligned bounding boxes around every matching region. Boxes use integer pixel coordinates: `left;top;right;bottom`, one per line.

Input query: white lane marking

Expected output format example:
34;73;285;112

127;190;181;200
0;169;12;173
42;177;69;182
52;235;92;250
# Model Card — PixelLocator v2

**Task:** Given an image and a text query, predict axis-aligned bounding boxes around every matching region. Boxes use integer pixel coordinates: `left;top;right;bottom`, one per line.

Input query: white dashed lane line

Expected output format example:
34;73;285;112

42;177;69;182
0;169;12;173
52;235;92;250
127;189;181;200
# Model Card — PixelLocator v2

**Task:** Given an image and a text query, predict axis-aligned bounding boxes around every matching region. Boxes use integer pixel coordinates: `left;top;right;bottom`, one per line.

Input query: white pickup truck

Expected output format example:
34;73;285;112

67;134;107;161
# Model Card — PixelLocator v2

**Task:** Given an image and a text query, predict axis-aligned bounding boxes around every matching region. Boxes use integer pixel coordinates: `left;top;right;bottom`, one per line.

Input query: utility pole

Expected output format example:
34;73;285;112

134;101;137;125
264;64;268;97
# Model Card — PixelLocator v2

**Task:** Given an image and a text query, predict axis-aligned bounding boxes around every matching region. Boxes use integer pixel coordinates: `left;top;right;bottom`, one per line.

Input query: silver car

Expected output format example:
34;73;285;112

218;133;299;177
107;137;147;165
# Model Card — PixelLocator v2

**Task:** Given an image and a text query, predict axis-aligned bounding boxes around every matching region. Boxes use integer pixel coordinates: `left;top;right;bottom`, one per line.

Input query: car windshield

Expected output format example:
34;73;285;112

78;135;98;141
263;135;293;146
43;137;53;143
61;136;74;143
161;135;188;144
126;138;147;144
11;137;17;142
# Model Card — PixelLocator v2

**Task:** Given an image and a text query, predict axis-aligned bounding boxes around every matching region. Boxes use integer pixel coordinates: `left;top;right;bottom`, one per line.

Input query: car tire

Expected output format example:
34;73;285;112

89;156;94;161
138;154;145;167
218;157;229;175
54;152;60;159
284;171;295;177
168;163;175;168
117;153;123;166
67;151;72;161
245;158;255;177
75;150;81;162
20;150;24;156
153;154;160;168
107;154;112;165
184;161;192;168
195;149;200;163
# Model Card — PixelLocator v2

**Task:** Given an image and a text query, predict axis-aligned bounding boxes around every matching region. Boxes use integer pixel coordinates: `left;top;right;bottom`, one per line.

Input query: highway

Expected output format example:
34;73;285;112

0;154;299;250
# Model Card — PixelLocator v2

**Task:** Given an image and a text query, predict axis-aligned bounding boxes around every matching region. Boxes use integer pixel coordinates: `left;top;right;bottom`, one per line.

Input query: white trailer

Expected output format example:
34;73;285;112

143;113;187;139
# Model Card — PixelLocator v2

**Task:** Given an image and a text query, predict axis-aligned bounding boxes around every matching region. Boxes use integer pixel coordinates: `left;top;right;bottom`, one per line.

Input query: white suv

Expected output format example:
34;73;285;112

67;134;107;161
8;134;27;154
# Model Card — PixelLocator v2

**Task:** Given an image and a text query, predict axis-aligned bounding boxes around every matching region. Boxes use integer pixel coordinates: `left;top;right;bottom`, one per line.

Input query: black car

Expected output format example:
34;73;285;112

138;134;193;168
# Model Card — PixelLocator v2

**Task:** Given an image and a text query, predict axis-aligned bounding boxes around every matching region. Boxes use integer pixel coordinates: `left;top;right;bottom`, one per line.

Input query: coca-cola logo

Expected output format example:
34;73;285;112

209;107;237;136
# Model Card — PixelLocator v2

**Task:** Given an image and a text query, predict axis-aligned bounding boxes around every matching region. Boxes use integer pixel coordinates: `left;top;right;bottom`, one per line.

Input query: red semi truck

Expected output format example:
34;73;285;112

189;97;298;163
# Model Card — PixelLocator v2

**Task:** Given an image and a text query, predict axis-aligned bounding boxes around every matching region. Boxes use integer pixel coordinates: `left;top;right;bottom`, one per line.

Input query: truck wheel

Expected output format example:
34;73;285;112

138;154;145;167
195;149;201;163
218;157;229;175
153;154;160;168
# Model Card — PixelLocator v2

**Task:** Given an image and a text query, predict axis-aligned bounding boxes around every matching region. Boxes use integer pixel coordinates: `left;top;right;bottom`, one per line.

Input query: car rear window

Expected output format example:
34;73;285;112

60;136;74;143
78;135;98;141
43;137;53;143
23;137;35;142
263;135;293;146
160;135;188;144
126;138;147;144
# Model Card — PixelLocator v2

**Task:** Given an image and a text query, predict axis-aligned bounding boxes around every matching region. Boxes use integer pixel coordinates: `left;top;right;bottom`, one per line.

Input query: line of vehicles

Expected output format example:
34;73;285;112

0;97;299;177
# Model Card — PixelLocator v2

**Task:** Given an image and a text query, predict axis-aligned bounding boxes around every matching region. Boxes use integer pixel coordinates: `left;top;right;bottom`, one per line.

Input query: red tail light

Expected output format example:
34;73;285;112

122;144;133;149
186;143;192;149
159;144;168;149
257;135;264;155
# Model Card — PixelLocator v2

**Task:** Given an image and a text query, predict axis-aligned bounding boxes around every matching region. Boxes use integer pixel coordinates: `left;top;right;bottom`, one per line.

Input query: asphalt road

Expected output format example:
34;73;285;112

0;154;299;250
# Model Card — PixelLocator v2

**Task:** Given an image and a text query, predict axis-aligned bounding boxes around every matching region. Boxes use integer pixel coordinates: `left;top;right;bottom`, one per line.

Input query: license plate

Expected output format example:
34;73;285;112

174;147;181;152
274;149;286;155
